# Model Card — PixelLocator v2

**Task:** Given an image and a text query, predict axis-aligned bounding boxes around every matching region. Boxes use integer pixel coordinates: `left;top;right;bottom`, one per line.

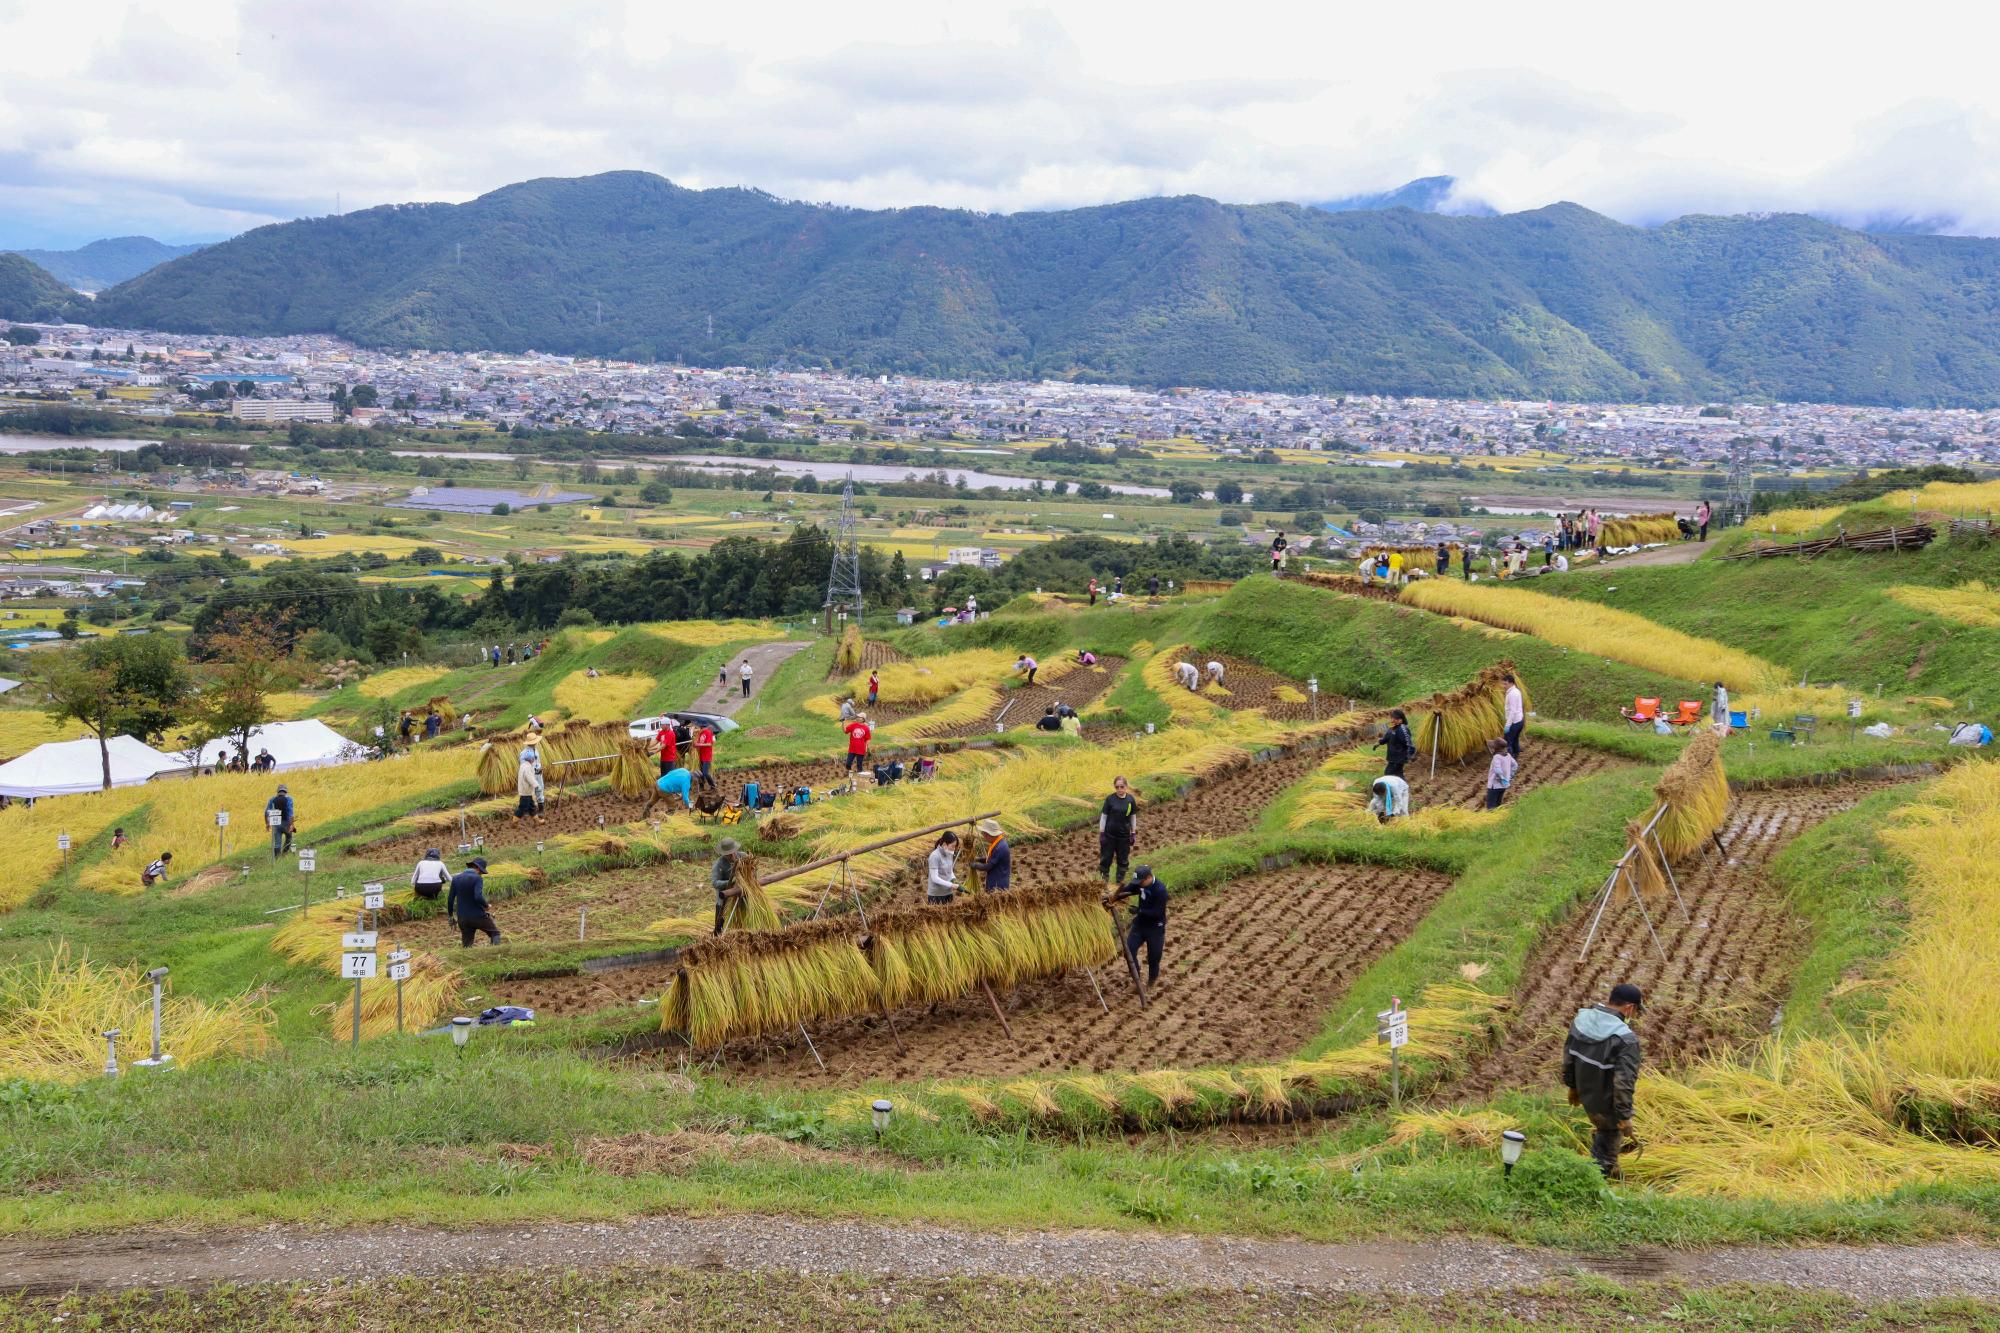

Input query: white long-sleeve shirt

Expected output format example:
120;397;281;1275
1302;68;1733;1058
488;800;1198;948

411;856;450;890
926;845;958;899
1504;685;1524;727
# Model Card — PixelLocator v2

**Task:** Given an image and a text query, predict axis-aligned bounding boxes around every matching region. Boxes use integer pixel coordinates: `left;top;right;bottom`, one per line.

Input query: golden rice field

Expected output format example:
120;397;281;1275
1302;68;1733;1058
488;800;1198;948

844;648;1016;708
1879;478;2000;517
1885;581;2000;629
644;620;778;647
0;708;90;760
1751;505;1846;536
1632;762;2000;1201
38;747;476;901
0;944;272;1081
1141;645;1221;722
550;671;655;723
1399;580;1783;693
263;691;324;720
358;665;452;700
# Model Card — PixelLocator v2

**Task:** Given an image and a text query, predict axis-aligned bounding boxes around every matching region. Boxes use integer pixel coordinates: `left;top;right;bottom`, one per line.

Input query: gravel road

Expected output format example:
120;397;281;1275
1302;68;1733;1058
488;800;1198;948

4;1215;1999;1305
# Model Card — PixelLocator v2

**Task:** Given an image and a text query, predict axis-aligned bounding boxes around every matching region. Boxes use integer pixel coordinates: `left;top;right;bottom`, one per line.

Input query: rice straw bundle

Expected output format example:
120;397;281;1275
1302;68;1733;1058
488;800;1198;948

0;943;272;1081
644;854;821;936
1598;513;1681;546
609;743;659;799
835;623;864;673
660;917;882;1047
1407;661;1524;764
1651;729;1729;860
424;694;459;727
478;721;629;794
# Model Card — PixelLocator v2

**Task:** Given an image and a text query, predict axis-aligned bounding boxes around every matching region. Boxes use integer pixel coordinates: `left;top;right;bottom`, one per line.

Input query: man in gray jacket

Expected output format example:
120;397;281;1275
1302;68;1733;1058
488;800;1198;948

1561;982;1643;1179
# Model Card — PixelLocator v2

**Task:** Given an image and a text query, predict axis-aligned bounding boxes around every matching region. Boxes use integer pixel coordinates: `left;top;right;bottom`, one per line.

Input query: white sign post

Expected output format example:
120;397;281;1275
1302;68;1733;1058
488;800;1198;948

297;844;316;915
1376;999;1409;1108
387;948;412;1032
362;881;385;930
56;831;70;868
342;946;376;1045
215;809;230;859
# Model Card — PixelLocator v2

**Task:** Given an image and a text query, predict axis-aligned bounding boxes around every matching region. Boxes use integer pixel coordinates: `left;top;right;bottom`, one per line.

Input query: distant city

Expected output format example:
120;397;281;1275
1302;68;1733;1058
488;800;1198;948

5;318;1998;475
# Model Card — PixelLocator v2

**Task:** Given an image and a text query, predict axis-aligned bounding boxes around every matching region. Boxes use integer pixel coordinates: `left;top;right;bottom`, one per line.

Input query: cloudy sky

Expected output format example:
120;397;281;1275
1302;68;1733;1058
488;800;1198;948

4;0;1999;248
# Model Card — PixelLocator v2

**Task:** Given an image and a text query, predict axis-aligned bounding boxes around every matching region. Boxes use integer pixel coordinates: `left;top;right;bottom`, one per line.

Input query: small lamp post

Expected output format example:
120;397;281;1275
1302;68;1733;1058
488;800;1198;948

101;1028;121;1078
871;1098;893;1142
1501;1129;1526;1178
450;1015;473;1052
133;966;173;1069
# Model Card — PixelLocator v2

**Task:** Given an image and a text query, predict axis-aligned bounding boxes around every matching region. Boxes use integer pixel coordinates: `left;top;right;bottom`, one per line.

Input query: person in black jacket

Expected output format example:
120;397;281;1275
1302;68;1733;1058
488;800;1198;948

1562;982;1644;1178
1107;865;1168;987
446;857;503;948
1374;709;1414;778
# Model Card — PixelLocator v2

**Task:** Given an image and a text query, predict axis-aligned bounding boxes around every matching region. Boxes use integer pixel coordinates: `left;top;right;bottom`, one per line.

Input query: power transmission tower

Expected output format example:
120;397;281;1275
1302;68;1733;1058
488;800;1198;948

825;473;864;628
1723;442;1755;527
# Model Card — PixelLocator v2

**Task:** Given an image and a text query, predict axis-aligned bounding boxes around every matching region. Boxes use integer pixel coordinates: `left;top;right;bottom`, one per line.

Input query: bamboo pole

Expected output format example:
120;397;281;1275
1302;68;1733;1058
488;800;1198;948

757;810;1003;887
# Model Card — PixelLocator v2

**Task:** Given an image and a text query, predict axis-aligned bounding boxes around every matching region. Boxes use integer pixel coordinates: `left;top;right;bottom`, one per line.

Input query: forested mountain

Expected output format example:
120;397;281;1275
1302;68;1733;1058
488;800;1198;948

85;171;2000;405
1311;175;1494;217
0;253;81;323
9;236;208;292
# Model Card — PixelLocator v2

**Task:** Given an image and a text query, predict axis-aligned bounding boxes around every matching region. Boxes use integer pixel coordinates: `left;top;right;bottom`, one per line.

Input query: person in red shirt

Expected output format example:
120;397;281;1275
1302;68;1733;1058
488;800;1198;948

657;720;679;776
867;671;880;707
694;724;716;791
842;714;872;776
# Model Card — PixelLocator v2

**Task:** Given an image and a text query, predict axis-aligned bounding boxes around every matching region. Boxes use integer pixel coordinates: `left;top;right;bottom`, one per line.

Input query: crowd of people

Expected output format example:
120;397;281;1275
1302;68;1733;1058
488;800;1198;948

1368;673;1526;822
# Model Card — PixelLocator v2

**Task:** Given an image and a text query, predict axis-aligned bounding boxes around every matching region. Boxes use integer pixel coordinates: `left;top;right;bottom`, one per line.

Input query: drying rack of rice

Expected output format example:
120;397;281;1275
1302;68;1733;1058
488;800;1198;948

1598;513;1683;546
1287;571;1402;601
1407;661;1524;765
658;880;1115;1048
1360;543;1462;560
1627;729;1729;897
478;720;631;794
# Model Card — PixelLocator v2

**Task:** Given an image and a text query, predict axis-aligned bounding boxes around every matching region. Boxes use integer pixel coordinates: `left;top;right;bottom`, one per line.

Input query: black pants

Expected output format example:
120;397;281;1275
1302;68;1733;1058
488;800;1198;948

1504;720;1524;759
713;897;729;935
1025;667;1036;685
1485;786;1508;810
459;911;501;947
741;678;751;697
659;755;673;776
1700;523;1709;540
844;751;867;773
515;795;540;818
1098;832;1131;882
1586;1109;1622;1177
1126;918;1165;984
1384;755;1407;779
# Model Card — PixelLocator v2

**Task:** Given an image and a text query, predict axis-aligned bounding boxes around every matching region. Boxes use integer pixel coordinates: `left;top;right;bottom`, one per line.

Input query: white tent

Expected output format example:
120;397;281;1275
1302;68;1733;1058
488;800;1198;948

0;736;184;799
195;719;365;773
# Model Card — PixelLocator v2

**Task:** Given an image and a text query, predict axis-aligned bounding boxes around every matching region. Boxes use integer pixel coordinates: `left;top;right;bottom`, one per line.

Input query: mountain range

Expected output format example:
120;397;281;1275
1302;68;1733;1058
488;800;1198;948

6;237;206;293
0;253;84;324
19;170;2000;406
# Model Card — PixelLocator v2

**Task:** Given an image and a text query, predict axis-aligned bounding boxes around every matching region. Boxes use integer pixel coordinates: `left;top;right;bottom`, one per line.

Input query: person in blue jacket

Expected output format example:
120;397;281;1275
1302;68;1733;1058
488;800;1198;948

972;818;1011;891
1562;982;1644;1178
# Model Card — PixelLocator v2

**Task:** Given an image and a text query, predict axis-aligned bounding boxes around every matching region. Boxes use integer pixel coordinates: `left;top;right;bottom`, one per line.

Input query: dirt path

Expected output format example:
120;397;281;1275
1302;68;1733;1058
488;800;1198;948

697;639;814;717
1580;539;1713;570
5;1216;1999;1305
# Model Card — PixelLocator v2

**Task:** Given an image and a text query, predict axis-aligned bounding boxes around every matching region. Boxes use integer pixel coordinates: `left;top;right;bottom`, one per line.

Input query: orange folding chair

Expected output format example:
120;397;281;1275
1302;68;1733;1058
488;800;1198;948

1666;700;1705;728
1621;697;1662;726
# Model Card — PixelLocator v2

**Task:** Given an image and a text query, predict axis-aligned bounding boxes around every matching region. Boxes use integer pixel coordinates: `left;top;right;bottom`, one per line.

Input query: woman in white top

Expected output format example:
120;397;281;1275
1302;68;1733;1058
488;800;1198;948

1205;660;1225;684
1712;681;1731;735
926;831;961;903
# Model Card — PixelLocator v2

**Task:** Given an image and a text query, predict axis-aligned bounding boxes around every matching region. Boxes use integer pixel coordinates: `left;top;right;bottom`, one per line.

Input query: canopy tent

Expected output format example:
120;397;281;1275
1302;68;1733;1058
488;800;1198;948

195;719;366;773
0;735;183;799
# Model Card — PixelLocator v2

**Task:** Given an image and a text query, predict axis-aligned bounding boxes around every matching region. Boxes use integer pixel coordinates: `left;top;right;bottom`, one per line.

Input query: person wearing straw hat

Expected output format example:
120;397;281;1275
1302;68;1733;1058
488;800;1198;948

971;818;1011;892
1563;982;1644;1179
709;838;744;935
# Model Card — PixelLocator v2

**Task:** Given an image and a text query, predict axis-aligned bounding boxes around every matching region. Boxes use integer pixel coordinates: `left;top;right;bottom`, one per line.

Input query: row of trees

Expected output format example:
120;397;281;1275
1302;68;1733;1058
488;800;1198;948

42;631;290;791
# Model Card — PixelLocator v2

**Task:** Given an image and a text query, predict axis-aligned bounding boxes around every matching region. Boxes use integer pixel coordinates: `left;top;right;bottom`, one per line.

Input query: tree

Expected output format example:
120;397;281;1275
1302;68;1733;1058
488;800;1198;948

640;479;674;504
236;379;257;400
350;384;379;408
491;502;511;515
1213;480;1244;505
41;636;193;791
2;327;40;346
511;457;533;480
1168;480;1203;504
185;630;292;773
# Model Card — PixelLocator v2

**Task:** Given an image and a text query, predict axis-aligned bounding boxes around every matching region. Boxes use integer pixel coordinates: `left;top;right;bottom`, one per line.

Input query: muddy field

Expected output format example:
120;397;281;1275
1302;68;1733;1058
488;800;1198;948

380;862;714;954
1192;653;1325;723
1452;780;1903;1097
1403;738;1635;810
829;641;908;680
697;860;1457;1085
492;958;682;1022
934;656;1126;739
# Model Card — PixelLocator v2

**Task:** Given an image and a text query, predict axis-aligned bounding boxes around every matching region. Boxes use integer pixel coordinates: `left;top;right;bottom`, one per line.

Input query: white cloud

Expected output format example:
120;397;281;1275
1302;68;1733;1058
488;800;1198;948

2;0;1999;246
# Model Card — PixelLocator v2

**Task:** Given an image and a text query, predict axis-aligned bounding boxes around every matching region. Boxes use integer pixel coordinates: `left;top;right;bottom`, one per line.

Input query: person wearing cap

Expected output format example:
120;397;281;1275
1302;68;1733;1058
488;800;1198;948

1107;865;1169;987
1563;982;1644;1179
709;838;744;934
265;784;295;857
447;857;502;947
842;713;872;777
410;848;450;900
971;818;1011;892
